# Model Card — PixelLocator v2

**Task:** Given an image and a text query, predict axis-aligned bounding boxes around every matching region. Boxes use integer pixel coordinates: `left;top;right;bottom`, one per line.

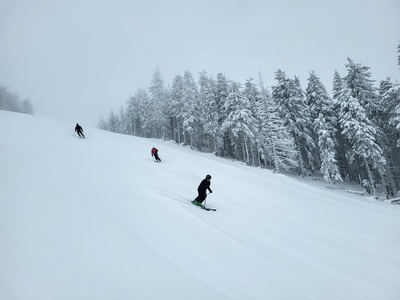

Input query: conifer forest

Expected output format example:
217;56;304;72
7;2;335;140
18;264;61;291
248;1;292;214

99;45;400;199
0;84;34;115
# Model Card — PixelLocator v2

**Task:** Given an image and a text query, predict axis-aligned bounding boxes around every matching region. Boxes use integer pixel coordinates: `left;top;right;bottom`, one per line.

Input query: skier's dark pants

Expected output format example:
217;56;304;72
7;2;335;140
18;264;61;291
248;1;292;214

77;131;85;138
195;190;207;203
154;153;161;161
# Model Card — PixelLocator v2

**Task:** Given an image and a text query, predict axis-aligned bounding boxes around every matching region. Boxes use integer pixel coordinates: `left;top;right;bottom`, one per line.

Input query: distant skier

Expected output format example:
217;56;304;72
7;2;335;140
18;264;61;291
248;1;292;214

151;147;161;162
192;175;212;206
75;123;85;138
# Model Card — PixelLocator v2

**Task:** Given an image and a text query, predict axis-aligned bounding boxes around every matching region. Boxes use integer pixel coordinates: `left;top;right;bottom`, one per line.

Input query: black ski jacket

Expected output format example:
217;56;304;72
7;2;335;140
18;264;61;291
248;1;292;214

198;179;212;193
75;124;83;133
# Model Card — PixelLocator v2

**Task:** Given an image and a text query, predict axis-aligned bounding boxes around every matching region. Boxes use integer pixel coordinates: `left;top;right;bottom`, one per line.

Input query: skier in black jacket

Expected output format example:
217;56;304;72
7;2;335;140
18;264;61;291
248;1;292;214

75;123;85;138
192;175;212;206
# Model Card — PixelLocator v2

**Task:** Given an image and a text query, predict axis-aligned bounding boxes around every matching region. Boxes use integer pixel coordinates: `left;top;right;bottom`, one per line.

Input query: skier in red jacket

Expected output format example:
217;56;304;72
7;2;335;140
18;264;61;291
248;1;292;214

151;147;161;162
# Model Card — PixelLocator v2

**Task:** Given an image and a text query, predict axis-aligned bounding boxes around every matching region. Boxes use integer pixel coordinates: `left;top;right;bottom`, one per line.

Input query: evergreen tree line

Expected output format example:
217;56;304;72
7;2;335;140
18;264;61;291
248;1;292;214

0;84;34;114
99;47;400;198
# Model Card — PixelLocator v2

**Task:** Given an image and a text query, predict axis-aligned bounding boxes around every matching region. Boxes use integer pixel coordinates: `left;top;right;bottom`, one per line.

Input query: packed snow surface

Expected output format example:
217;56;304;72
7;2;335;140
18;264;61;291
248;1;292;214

1;110;399;300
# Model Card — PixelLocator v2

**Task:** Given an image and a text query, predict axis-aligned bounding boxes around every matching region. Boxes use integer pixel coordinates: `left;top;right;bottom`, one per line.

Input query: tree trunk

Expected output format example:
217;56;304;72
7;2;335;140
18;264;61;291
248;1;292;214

364;158;377;198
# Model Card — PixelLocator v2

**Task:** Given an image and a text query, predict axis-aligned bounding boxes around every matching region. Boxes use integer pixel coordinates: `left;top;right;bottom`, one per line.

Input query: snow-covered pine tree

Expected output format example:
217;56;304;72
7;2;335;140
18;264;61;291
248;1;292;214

344;58;382;123
0;85;21;112
343;58;390;196
0;85;6;111
397;40;400;68
126;90;142;136
314;113;342;183
118;106;129;134
332;71;351;180
168;75;184;144
20;98;34;114
292;76;316;173
181;71;200;148
198;71;219;152
338;88;386;197
306;72;332;121
244;78;263;166
332;71;344;103
136;88;152;137
306;71;340;181
148;68;168;139
107;110;120;133
221;82;258;164
379;78;400;196
97;116;108;131
257;74;298;172
215;73;230;156
382;80;400;147
272;70;315;176
380;78;400;123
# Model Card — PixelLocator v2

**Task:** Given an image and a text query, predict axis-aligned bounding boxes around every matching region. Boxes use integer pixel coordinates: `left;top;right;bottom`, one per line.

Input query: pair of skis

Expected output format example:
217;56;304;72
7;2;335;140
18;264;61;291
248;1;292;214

191;200;216;211
199;205;216;211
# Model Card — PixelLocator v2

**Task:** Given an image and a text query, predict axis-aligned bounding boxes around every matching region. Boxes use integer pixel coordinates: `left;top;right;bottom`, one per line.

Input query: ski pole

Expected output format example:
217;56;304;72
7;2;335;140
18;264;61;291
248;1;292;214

205;192;211;207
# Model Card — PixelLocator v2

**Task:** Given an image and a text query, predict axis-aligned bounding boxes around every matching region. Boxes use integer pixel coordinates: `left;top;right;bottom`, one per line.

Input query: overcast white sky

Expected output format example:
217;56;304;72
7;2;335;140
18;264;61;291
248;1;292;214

1;0;399;126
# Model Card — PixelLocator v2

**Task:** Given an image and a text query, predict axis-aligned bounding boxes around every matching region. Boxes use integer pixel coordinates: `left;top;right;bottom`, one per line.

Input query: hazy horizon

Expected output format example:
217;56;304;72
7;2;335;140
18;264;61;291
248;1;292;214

1;0;399;126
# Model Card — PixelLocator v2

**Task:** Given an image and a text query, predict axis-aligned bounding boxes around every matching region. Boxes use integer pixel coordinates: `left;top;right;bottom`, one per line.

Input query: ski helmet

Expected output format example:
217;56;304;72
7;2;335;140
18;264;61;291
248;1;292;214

206;174;211;180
